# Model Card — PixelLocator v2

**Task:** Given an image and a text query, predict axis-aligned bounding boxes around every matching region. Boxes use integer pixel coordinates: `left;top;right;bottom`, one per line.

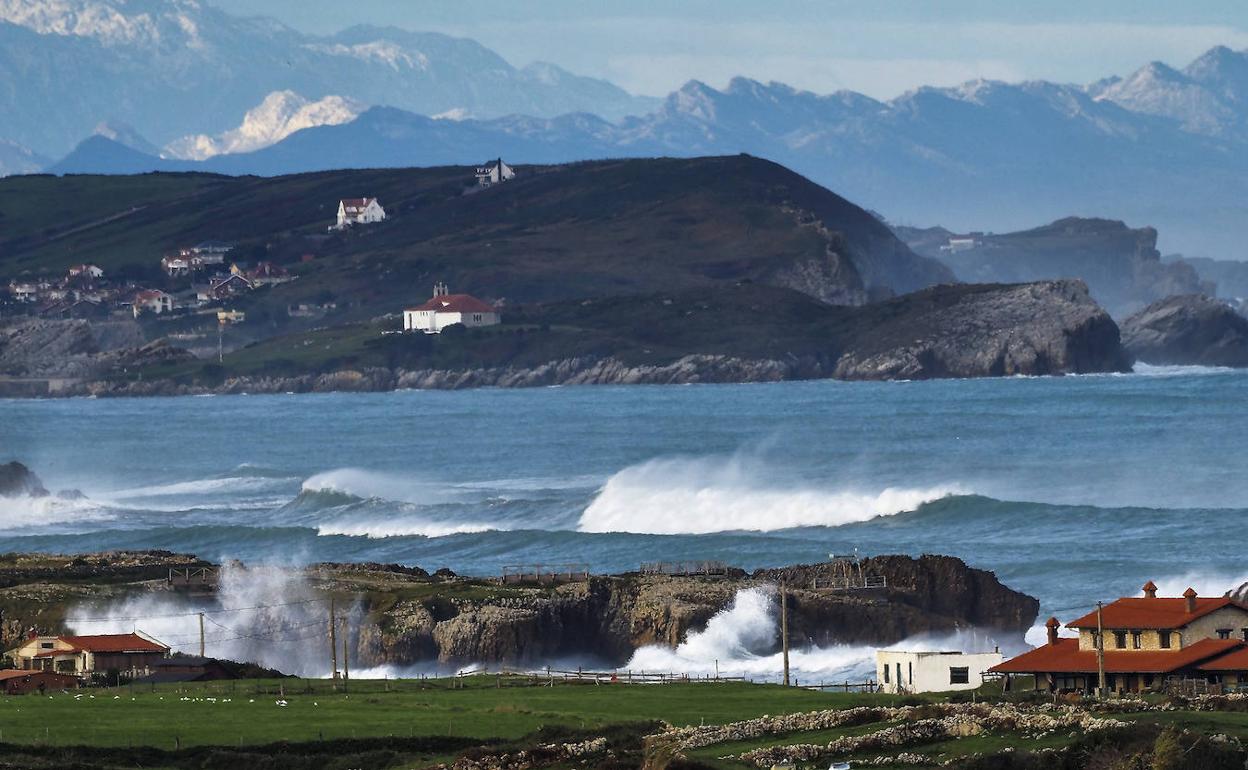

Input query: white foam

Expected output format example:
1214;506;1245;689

578;455;960;534
625;587;1014;683
1153;569;1248;600
301;468;459;505
1131;363;1238;377
316;518;495;539
0;494;113;530
107;475;292;499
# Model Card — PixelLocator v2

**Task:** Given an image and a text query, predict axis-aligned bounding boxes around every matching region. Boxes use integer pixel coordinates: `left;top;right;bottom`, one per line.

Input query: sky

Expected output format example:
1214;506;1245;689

210;0;1248;98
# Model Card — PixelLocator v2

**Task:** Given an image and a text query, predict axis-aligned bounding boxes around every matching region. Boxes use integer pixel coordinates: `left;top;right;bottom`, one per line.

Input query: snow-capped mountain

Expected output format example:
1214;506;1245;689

0;0;657;157
1092;46;1248;139
165;91;364;160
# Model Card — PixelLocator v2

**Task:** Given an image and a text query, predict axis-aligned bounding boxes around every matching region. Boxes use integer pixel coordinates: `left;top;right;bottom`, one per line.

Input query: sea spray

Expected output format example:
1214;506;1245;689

66;562;350;676
578;455;961;534
627;587;1024;683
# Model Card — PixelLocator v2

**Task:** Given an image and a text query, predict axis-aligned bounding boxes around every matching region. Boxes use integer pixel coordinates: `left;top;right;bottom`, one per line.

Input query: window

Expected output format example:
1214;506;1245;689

39;642;53;650
1241;628;1248;642
950;667;970;685
1218;629;1232;640
472;313;483;322
1159;630;1172;649
1131;630;1142;649
1114;630;1127;649
883;664;890;683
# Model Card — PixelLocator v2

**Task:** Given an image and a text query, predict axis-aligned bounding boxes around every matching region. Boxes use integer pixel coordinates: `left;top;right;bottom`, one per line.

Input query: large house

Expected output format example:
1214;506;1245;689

475;158;515;187
334;198;386;230
7;632;169;680
992;583;1248;693
403;283;500;333
132;289;174;317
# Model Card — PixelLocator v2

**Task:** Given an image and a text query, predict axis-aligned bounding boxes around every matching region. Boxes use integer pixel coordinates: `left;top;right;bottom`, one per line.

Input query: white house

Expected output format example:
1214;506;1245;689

161;255;191;277
875;650;1003;694
940;237;980;254
334;198;386;230
8;282;38;303
132;289;174;317
475;158;515;187
403;283;500;333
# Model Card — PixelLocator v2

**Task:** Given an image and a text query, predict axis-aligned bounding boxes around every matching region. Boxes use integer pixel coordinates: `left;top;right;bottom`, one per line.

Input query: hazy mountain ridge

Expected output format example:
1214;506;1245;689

0;0;657;156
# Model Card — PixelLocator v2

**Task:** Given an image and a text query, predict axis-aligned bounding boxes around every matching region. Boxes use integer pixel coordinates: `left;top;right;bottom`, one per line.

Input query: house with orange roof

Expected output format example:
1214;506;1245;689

5;632;169;680
403;282;500;333
992;582;1248;694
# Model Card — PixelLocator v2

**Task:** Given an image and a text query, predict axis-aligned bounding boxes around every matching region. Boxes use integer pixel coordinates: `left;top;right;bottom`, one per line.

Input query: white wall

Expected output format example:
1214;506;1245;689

875;650;1003;694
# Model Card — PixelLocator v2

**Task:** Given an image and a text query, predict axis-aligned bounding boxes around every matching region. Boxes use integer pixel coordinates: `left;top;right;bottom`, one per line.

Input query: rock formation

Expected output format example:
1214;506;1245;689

829;280;1132;380
0;461;48;498
1121;294;1248;367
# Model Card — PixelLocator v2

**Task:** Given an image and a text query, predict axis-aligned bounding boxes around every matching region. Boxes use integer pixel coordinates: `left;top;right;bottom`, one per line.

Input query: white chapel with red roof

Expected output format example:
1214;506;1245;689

403;282;500;333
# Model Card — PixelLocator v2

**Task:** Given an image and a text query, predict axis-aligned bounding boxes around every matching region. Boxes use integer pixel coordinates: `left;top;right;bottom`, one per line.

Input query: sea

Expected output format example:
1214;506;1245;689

3;364;1247;678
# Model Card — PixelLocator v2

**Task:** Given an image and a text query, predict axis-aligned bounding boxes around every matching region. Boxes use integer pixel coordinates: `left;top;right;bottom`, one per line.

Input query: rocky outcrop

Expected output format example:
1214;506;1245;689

350;555;1038;668
0;461;48;498
1121;294;1248;367
901;217;1213;318
830;280;1132;379
0;318;188;379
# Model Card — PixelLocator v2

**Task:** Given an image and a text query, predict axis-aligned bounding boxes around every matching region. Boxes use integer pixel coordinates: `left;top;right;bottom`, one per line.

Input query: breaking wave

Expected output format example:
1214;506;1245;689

315;519;495;539
0;493;113;530
1131;363;1239;377
578;455;962;534
625;587;1017;683
301;468;460;506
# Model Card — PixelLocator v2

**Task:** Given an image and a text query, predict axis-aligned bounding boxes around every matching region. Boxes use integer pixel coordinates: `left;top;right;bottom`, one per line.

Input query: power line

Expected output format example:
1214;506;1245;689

66;594;326;623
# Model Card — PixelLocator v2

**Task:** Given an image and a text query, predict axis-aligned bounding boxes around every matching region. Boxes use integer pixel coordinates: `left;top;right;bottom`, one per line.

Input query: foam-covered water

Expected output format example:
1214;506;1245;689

4;370;1248;673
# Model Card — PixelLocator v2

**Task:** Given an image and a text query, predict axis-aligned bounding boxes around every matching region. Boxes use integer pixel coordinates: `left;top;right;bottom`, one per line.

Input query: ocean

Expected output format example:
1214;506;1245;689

3;365;1247;676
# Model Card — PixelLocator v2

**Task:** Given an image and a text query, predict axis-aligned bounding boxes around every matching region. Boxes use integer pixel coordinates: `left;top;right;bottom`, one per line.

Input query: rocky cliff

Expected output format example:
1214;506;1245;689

1120;294;1248;367
0;318;188;379
69;280;1131;396
0;551;1037;670
342;555;1038;668
899;218;1213;318
827;280;1132;380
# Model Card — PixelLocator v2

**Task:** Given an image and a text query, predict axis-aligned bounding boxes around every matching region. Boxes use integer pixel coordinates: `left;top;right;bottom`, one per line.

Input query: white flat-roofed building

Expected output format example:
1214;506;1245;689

876;649;1003;694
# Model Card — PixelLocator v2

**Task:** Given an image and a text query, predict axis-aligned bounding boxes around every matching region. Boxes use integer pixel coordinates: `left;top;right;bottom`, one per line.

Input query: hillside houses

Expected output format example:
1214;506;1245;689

333;197;386;230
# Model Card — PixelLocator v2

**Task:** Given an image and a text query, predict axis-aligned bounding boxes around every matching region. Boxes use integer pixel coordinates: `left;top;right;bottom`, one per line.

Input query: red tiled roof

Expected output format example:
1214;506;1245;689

408;294;496;314
340;198;376;213
59;634;169;654
1198;646;1248;671
1066;597;1245;630
990;637;1243;675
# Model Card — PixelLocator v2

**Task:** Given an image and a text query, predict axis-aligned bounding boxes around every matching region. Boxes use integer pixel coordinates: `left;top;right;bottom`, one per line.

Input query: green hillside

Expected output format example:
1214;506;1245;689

0;157;951;325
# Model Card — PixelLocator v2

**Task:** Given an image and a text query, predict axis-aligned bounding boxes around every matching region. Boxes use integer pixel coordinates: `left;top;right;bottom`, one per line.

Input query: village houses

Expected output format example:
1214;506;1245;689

475;158;515;188
993;582;1248;694
403;282;500;333
876;649;1003;694
333;197;386;230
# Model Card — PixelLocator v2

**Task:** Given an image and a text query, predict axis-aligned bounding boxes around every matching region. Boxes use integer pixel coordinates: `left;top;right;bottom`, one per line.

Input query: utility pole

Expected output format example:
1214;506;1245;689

198;612;205;658
329;597;339;683
780;582;790;687
341;618;350;683
1096;601;1106;697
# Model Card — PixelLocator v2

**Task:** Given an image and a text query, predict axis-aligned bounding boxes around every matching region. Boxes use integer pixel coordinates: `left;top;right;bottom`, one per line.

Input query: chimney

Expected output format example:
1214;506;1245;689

1143;580;1158;599
1045;616;1060;646
1184;587;1198;614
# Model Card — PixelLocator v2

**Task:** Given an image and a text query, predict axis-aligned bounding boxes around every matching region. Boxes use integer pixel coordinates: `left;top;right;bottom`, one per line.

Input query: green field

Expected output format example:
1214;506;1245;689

1;676;1246;769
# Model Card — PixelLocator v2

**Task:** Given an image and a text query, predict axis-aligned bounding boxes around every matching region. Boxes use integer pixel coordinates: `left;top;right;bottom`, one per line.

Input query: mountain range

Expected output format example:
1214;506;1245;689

4;1;1248;257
